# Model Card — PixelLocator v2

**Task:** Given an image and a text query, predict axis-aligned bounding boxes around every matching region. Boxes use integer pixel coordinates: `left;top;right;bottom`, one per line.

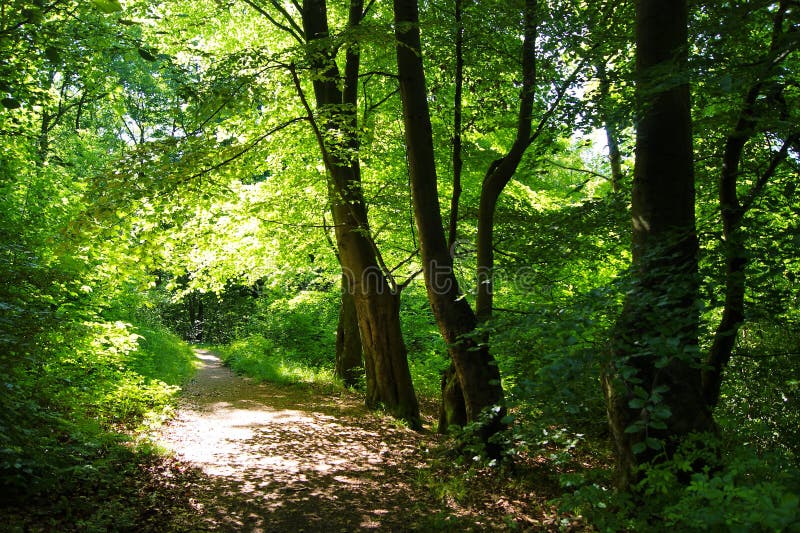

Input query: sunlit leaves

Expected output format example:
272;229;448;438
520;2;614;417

90;0;123;14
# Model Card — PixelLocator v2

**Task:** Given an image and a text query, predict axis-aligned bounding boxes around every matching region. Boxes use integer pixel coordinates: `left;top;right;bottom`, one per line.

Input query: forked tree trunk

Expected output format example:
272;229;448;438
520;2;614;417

603;0;714;490
393;0;504;441
703;1;795;407
301;0;420;426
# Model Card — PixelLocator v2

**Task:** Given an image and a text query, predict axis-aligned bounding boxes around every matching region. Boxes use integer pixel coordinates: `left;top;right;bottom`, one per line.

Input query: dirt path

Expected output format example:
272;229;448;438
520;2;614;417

155;349;451;531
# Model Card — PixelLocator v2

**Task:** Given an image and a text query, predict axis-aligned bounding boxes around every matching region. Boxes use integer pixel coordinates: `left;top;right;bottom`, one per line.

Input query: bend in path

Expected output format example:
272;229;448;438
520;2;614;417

156;349;443;531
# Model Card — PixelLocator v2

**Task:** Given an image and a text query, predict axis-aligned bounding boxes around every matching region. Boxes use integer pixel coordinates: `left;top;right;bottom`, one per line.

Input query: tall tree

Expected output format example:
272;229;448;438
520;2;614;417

701;0;800;407
393;0;504;440
603;0;715;489
474;0;537;323
298;0;420;425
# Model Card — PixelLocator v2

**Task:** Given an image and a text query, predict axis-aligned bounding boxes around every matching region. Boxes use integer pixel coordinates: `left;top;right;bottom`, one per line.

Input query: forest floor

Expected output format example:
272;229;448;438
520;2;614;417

143;349;574;531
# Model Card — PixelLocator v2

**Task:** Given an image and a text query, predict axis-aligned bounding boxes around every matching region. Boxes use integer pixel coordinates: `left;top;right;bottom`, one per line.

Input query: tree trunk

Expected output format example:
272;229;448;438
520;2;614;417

393;0;504;440
335;272;363;388
702;2;793;407
447;0;464;251
597;61;623;193
438;362;467;432
702;123;749;408
603;0;714;490
475;0;537;323
301;0;420;426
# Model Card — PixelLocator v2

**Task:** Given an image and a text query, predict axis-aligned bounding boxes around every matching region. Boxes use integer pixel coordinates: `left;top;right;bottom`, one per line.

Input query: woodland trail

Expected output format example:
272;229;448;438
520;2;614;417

153;349;458;531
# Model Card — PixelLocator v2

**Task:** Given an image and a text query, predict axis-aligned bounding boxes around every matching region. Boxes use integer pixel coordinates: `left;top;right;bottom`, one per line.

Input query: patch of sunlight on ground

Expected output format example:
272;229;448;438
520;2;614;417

155;349;427;530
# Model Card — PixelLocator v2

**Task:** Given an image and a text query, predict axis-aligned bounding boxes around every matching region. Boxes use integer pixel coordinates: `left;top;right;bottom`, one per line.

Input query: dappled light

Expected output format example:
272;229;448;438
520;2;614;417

2;0;798;530
153;350;485;530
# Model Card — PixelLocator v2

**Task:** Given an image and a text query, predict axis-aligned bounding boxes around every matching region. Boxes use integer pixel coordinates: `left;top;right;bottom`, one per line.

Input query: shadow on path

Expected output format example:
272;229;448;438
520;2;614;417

155;349;444;531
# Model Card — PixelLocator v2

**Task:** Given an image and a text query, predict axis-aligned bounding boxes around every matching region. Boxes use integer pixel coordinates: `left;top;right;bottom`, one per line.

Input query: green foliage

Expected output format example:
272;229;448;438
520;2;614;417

716;323;800;459
205;289;339;388
215;333;336;388
0;0;798;528
0;256;195;504
557;434;800;531
401;284;450;398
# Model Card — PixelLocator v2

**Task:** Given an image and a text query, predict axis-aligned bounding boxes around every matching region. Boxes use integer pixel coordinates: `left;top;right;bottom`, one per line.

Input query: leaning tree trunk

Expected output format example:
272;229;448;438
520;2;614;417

300;0;420;426
703;1;796;407
393;0;504;442
474;0;537;324
603;0;714;490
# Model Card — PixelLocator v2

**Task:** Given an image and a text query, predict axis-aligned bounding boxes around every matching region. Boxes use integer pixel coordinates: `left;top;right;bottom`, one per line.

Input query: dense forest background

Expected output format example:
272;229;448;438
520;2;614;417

1;0;799;529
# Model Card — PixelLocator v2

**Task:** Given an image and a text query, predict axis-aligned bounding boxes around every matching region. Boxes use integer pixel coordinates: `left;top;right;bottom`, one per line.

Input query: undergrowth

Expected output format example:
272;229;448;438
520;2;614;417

213;333;337;389
0;313;196;529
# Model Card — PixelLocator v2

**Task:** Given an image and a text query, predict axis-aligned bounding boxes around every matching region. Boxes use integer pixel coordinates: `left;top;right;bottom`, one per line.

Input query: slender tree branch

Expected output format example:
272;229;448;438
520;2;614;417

363;0;377;17
397;268;423;292
289;64;338;172
241;0;304;43
185;116;306;183
546;159;610;181
388;247;420;276
740;132;800;212
253;214;342;229
527;57;591;146
269;0;305;40
359;70;401;79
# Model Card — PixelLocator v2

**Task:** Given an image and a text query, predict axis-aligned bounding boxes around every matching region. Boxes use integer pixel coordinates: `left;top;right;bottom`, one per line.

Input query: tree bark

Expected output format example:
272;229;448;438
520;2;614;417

393;0;504;440
702;1;794;407
301;0;420;426
603;0;714;490
447;0;464;251
335;272;363;388
475;0;537;323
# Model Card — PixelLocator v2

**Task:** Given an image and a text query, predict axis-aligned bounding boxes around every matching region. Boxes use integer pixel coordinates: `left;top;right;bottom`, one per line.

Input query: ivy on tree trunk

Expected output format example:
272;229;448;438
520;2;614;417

603;0;715;490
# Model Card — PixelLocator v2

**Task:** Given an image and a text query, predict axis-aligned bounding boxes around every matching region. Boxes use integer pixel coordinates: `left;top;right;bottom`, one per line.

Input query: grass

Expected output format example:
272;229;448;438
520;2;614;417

213;334;338;389
0;317;197;530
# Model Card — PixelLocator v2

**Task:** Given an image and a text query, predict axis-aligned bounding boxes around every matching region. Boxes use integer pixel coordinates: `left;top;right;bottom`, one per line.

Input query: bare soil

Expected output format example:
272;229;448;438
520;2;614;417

149;349;565;532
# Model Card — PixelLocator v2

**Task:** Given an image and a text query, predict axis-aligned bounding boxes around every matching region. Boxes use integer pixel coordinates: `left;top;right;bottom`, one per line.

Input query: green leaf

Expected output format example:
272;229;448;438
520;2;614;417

624;421;644;434
632;441;647;454
1;98;20;109
645;437;663;450
90;0;123;14
651;404;672;419
137;48;157;62
628;397;646;409
44;46;61;63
